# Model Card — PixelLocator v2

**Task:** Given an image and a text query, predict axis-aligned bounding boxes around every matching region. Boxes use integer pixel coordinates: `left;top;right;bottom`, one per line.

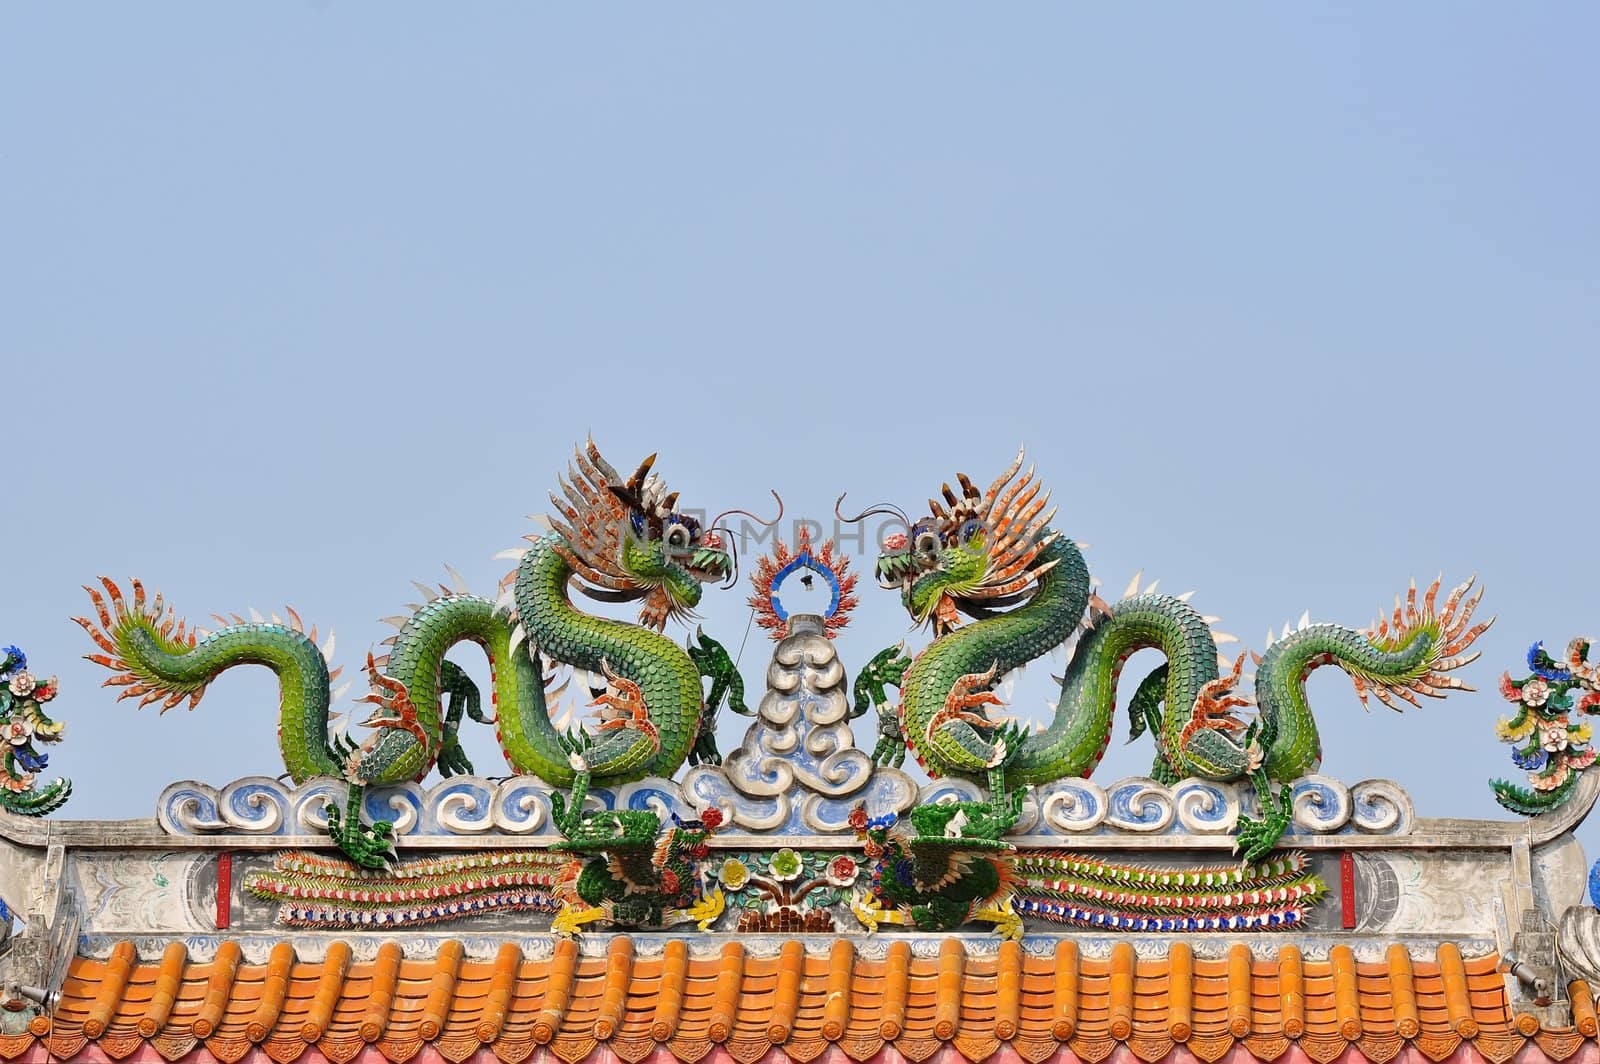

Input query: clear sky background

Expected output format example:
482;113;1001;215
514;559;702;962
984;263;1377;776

2;6;1596;856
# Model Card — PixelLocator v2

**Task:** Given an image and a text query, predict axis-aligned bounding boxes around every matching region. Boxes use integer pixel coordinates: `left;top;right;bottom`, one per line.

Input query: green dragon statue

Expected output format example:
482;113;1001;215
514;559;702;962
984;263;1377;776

848;450;1490;862
77;441;748;867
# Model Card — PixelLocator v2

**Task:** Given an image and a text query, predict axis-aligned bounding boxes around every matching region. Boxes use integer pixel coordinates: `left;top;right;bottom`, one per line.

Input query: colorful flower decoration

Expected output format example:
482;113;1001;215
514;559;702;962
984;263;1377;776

748;527;858;641
1493;639;1600;814
825;855;859;888
717;858;750;891
0;644;70;815
768;848;804;882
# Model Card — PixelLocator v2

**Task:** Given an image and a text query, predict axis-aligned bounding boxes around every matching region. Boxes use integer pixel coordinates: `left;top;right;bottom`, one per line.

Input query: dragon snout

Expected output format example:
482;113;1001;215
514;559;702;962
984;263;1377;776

876;550;916;590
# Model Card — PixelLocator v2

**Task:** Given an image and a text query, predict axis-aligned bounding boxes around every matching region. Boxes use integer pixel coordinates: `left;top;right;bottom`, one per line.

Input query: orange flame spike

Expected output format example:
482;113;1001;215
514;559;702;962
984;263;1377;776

74;616;119;656
99;577;127;619
84;586;113;629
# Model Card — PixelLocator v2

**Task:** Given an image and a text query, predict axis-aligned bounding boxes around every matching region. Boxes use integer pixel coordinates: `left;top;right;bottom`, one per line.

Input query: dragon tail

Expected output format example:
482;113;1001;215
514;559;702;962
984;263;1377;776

1346;575;1491;710
75;577;344;781
1253;574;1491;779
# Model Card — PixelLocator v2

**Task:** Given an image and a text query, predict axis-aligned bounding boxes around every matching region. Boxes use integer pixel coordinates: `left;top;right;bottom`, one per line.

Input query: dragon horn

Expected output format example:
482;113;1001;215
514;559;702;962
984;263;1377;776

625;453;658;494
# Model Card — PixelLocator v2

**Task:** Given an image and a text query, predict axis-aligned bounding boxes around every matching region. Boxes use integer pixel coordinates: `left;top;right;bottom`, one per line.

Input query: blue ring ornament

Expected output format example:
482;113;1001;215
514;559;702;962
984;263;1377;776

768;548;843;621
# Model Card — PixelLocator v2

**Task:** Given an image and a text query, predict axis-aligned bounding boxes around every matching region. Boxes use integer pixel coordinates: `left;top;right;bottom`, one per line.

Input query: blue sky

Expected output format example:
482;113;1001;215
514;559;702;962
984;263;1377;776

2;6;1597;853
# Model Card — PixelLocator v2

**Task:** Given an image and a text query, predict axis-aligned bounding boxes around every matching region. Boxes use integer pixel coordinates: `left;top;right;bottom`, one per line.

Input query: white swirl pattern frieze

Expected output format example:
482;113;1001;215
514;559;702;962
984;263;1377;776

159;772;1416;839
157;775;675;838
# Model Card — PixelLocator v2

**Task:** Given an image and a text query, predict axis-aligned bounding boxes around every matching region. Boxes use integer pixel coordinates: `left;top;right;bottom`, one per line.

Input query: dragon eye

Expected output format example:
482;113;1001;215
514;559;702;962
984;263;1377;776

665;523;692;549
914;531;940;554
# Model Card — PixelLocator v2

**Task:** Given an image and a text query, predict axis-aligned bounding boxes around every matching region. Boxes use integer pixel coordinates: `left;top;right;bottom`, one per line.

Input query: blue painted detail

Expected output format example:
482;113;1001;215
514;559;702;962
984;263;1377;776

768;548;842;621
1529;640;1573;682
1588;858;1600;909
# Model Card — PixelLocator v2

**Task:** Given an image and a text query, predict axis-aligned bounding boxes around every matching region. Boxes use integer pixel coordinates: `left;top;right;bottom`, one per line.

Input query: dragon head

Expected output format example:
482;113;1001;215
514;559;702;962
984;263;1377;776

549;441;736;630
864;449;1060;636
609;458;732;614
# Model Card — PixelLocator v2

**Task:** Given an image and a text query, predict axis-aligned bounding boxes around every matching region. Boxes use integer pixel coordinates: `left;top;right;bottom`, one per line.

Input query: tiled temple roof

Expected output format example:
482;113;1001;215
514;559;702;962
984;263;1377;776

3;938;1594;1064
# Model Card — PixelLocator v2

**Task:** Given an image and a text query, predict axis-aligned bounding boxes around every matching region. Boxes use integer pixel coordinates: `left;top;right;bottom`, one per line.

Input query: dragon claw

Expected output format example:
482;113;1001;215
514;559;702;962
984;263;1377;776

971;895;1024;941
324;785;396;870
1233;763;1294;864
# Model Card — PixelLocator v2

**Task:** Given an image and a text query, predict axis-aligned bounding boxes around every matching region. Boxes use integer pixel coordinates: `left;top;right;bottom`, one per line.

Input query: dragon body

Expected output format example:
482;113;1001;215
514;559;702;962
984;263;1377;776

78;443;746;864
857;450;1490;860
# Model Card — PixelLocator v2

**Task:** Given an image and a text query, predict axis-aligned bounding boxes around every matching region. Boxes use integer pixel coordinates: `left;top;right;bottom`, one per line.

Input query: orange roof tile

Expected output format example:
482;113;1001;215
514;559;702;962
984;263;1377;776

0;938;1585;1064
